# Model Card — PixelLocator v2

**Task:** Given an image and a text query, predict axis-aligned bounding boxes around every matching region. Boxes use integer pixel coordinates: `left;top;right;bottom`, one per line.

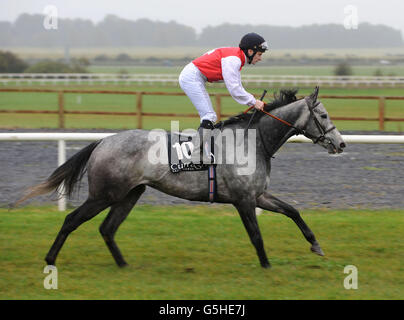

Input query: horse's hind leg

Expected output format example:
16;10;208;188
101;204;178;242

99;185;146;267
256;192;324;256
45;198;111;266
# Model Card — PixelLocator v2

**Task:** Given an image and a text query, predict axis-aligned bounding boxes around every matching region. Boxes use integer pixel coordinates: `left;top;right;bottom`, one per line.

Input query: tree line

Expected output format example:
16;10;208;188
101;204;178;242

0;14;403;48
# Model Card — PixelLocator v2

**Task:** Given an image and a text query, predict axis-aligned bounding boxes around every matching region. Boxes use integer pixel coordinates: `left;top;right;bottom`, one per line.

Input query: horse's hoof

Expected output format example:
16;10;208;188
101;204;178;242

117;261;128;268
311;244;324;256
261;262;271;269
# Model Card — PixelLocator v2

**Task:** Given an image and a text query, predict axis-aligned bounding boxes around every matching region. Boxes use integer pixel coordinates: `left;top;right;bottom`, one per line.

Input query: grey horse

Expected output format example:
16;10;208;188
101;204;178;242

15;87;346;269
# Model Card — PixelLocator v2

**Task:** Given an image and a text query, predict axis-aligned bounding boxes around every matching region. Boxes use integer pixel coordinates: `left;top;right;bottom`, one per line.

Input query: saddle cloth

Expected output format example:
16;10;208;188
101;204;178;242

167;131;215;174
167;131;217;202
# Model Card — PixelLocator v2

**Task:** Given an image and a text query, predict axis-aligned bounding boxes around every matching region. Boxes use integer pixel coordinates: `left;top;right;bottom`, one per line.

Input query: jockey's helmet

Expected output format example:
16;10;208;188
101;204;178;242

239;33;268;63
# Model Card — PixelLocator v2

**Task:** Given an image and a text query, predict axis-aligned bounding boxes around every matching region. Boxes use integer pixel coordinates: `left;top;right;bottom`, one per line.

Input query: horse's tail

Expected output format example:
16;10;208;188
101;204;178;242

12;140;101;208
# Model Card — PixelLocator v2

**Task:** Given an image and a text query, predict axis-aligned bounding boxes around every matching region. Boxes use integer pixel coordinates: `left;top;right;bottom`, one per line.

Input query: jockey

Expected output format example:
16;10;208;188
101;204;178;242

178;32;269;160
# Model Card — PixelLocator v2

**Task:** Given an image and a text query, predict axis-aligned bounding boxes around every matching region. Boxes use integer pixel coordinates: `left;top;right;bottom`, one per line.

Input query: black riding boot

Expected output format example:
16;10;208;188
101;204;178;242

197;120;214;164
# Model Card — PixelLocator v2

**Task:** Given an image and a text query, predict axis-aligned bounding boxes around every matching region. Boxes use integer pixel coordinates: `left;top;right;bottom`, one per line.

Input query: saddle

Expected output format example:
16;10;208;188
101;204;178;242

167;131;217;202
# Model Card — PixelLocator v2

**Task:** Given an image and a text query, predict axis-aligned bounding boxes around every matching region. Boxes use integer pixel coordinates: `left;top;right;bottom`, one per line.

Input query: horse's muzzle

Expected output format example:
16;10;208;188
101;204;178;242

327;140;345;154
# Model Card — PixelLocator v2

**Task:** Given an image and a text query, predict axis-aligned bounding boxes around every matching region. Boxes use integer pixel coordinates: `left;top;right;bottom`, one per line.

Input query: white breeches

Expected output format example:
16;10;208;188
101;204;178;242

179;62;217;123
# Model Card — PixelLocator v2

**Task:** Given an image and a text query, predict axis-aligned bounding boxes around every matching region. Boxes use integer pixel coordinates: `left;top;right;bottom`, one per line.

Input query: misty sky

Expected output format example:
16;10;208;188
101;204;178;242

1;0;404;35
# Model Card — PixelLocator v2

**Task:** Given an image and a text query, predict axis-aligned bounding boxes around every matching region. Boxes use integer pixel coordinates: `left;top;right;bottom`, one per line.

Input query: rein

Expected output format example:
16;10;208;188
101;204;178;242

243;97;336;144
259;108;303;134
243;103;303;135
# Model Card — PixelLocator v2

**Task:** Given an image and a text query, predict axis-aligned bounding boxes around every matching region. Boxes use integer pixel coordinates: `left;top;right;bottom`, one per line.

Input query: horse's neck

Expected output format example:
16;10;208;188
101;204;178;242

258;100;309;157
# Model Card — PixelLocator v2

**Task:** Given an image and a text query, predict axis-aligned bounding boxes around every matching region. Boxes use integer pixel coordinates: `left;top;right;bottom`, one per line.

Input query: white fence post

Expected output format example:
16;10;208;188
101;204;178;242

58;139;66;211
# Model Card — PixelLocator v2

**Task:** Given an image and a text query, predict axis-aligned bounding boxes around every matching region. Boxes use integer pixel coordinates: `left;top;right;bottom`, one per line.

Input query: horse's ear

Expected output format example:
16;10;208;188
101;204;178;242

311;86;320;102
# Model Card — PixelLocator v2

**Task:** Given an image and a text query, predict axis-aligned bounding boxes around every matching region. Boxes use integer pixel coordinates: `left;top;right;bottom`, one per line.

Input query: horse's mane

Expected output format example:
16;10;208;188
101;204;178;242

215;89;300;128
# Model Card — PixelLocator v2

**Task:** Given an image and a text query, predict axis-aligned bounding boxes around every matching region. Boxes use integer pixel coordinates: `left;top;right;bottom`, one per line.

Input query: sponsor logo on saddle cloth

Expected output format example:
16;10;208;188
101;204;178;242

167;131;215;174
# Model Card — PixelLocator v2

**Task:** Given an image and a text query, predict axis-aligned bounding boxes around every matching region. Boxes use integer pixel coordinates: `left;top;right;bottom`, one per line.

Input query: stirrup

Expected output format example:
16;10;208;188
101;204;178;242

198;119;215;130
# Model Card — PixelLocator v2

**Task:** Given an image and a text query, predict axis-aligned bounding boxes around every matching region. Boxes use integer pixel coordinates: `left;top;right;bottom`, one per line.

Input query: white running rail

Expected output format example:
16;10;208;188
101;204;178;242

2;73;404;87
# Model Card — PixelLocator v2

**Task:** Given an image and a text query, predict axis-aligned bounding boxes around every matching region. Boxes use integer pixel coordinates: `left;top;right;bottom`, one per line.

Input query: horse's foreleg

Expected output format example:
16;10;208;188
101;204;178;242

99;185;146;267
256;192;324;256
45;198;111;266
234;200;271;268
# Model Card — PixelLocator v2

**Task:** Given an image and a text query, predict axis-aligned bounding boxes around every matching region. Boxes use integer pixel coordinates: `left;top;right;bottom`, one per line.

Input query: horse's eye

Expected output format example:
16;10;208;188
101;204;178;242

321;114;328;119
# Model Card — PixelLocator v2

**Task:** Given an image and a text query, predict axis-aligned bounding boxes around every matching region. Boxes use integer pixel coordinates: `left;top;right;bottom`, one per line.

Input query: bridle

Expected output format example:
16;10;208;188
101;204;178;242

301;97;336;144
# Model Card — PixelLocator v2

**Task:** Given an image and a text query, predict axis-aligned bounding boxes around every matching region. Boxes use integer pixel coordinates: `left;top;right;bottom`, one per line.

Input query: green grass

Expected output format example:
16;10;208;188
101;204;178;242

15;64;402;77
0;84;403;131
0;205;403;299
362;166;390;171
